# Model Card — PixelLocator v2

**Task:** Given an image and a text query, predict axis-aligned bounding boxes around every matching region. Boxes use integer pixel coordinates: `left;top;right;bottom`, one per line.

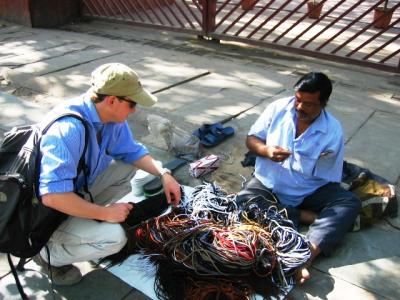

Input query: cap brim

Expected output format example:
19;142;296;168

128;88;157;107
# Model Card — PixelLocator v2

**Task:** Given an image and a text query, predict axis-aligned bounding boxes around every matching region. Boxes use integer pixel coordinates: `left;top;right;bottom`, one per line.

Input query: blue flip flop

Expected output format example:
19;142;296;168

200;125;235;148
193;123;223;139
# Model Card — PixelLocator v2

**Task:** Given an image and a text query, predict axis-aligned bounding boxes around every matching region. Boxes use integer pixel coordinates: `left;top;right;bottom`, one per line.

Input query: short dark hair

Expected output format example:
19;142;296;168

90;93;108;104
294;72;332;106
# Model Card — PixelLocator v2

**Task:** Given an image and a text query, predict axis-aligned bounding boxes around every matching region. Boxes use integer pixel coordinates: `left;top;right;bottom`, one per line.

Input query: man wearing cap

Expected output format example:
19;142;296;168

33;63;181;285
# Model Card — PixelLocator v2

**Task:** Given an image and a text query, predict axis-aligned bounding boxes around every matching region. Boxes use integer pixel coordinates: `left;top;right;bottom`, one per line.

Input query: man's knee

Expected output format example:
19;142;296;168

341;190;361;215
325;183;361;215
102;224;128;254
236;176;275;208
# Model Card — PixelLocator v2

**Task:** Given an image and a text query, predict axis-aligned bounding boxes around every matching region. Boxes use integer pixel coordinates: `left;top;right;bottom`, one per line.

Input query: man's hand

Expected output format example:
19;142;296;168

132;155;182;206
42;192;133;222
266;146;292;162
246;136;291;163
161;174;181;206
103;203;133;223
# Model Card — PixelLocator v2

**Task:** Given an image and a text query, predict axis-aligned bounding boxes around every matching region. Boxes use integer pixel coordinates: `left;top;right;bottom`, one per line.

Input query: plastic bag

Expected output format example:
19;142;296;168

146;115;201;161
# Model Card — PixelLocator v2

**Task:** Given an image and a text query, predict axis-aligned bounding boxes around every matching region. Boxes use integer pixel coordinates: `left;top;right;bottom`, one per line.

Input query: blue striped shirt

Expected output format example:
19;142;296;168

249;96;344;206
38;93;148;196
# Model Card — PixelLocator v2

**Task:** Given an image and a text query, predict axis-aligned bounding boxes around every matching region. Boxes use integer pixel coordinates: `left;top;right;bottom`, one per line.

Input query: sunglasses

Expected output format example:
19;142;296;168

118;97;137;109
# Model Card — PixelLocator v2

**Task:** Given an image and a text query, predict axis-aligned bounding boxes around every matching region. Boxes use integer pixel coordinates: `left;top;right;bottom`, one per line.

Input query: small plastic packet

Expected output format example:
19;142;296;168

189;154;221;178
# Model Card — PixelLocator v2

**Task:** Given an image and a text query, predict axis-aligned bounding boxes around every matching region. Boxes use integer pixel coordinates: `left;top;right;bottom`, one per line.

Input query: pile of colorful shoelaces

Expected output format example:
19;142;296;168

121;183;311;300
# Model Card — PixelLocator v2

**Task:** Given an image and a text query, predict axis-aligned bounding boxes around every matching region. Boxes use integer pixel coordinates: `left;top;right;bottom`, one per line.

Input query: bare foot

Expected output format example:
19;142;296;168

299;209;317;225
296;265;311;284
295;242;321;284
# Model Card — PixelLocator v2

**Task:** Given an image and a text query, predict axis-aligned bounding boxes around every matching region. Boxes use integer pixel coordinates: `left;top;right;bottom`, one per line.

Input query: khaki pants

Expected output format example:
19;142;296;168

40;160;135;266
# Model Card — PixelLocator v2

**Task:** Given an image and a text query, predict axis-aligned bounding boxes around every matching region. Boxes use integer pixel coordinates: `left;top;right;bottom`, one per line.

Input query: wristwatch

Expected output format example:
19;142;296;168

159;168;171;177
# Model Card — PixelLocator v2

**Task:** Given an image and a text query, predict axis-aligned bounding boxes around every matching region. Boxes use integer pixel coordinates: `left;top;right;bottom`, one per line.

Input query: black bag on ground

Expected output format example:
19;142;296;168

0;112;91;298
342;161;398;231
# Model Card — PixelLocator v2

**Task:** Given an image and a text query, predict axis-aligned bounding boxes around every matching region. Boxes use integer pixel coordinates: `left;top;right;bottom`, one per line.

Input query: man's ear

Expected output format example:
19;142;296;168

105;95;116;105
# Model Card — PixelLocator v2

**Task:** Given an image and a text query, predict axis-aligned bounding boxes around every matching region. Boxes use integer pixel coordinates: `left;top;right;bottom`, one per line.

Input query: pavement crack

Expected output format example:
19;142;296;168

221;89;287;124
8;44;99;69
391;93;400;101
345;110;376;145
37;51;125;76
29;41;81;53
0;32;34;43
152;71;211;94
0;30;23;35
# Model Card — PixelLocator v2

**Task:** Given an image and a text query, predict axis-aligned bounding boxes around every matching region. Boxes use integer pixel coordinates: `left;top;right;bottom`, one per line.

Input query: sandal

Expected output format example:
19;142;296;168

200;125;235;148
193;123;223;139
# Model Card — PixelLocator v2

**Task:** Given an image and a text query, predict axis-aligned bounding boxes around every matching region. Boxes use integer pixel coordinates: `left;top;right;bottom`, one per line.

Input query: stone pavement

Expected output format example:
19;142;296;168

0;19;400;300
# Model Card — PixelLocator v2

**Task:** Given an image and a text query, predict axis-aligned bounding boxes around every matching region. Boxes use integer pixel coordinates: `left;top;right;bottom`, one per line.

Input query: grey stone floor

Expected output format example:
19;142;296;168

0;19;399;300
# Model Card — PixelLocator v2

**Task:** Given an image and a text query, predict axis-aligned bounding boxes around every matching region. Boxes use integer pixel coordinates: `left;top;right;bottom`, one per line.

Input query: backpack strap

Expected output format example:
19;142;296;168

37;111;93;202
7;254;28;299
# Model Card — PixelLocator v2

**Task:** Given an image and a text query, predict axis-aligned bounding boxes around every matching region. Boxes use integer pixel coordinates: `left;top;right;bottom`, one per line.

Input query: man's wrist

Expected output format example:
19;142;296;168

158;168;171;178
263;145;271;158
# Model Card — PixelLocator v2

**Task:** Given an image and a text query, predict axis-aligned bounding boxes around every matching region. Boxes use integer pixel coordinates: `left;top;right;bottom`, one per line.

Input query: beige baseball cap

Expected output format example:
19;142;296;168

90;63;157;107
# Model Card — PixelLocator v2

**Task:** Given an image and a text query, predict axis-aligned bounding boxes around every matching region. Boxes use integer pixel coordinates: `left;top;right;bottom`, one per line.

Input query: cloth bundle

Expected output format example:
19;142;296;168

189;154;221;178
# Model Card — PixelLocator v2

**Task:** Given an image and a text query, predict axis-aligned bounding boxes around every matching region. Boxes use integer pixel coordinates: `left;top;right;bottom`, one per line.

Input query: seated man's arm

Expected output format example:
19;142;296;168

42;192;132;223
246;135;291;162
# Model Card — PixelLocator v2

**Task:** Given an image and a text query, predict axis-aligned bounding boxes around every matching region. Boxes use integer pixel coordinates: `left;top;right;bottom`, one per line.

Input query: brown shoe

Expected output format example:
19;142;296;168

33;254;82;286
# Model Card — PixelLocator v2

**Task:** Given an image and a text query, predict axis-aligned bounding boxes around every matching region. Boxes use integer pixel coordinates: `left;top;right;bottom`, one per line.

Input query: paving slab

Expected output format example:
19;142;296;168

2;43;210;99
291;268;386;300
38;55;208;99
130;56;210;93
0;30;34;43
32;54;145;98
0;257;137;300
1;48;122;98
0;91;47;130
0;20;400;300
345;110;400;183
0;42;94;67
61;20;195;49
327;93;376;144
55;269;137;300
312;225;400;300
11;46;121;76
0;37;75;60
0;253;19;278
333;84;400;117
0;25;24;34
63;20;400;93
152;73;272;124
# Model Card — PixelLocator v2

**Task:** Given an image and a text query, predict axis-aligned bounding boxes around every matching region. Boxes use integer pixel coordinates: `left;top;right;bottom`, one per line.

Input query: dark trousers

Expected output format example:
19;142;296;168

236;177;361;255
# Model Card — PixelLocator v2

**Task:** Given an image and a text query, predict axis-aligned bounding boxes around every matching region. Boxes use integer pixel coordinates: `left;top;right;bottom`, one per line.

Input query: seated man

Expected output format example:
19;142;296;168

236;72;361;283
34;63;181;285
